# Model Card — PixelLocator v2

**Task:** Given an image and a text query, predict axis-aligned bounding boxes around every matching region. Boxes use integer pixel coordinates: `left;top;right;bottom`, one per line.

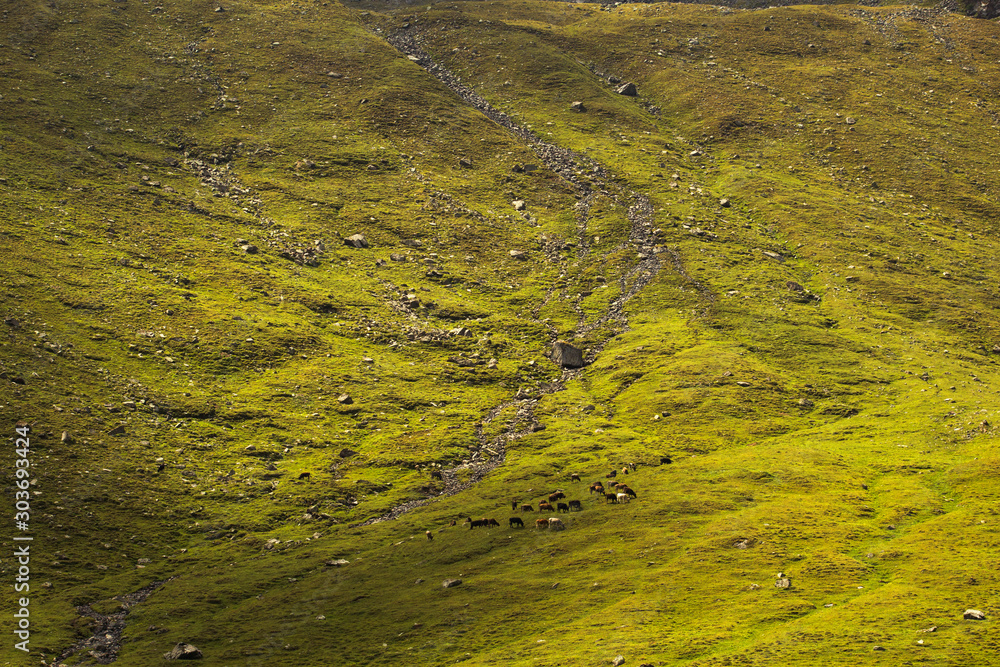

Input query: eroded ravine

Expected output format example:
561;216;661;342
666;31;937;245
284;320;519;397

350;24;715;527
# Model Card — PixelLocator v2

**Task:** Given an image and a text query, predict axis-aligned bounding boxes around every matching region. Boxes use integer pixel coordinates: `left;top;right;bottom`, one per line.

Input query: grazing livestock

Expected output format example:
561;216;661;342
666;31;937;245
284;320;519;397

549;491;566;503
605;493;618;504
660;456;672;465
548;517;565;531
568;500;582;511
298;472;312;481
621;486;637;498
617;492;630;504
449;520;457;527
521;504;534;512
509;517;524;528
426;531;433;540
607;469;617;479
571;473;581;482
622;467;630;475
535;518;549;529
539;502;555;512
557;502;569;513
469;518;488;529
589;483;604;495
511;499;519;511
486;518;500;527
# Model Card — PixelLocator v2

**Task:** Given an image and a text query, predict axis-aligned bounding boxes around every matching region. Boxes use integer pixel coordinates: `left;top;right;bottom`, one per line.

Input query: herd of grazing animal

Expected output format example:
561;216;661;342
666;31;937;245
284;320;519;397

430;464;647;537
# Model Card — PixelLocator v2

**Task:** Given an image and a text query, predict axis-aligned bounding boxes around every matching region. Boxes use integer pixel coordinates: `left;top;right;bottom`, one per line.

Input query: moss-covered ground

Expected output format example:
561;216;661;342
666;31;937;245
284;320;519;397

2;0;1000;665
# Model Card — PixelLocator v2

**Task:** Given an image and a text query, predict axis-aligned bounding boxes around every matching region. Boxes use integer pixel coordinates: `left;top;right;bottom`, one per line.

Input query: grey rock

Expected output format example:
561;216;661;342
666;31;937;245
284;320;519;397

616;82;638;96
325;558;350;566
552;340;584;368
512;199;526;211
443;579;462;588
339;448;358;458
164;643;202;660
570;100;586;112
612;656;625;666
775;577;791;589
389;253;406;262
964;609;986;620
508;250;527;260
337;394;353;404
344;234;369;249
450;327;472;336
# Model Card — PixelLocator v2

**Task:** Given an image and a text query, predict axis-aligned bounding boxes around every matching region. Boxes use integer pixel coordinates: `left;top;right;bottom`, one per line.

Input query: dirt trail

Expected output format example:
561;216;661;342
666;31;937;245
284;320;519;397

351;26;713;528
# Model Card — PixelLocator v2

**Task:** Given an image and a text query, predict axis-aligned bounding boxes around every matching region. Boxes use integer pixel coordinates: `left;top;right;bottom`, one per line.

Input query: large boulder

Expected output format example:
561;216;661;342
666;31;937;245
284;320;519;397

964;609;986;620
616;82;638;96
551;340;585;368
344;234;369;249
164;643;203;660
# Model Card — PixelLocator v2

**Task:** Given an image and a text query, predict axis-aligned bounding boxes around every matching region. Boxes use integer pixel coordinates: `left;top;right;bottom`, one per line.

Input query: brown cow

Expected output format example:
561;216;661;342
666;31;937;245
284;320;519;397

607;469;617;479
521;504;534;512
549;491;566;502
622;486;637;499
486;518;500;527
571;473;581;482
298;472;312;481
604;493;618;504
535;518;548;529
568;500;582;511
539;502;554;512
589;483;604;495
426;531;433;540
511;499;520;511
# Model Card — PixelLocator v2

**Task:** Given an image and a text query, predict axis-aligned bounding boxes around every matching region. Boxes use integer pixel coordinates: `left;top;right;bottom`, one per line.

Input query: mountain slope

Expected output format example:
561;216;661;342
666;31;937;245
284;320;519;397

2;1;1000;665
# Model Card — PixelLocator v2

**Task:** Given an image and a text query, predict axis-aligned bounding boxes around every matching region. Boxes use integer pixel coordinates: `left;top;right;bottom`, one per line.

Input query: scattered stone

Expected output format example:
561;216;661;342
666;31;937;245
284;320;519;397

689;149;703;157
241;244;258;254
458;158;473;168
486;358;498;369
798;398;814;407
450;327;471;336
551;340;585;368
570;100;586;112
344;234;369;249
326;71;342;78
845;117;857;125
443;579;462;588
324;559;349;567
920;625;938;633
163;643;202;660
108;425;126;436
616;82;638;96
775;576;791;589
389;253;406;262
61;431;72;444
337;394;353;405
339;448;357;458
872;646;885;651
612;656;626;666
512;199;526;211
736;381;751;387
964;609;986;620
845;275;860;283
508;250;527;260
719;198;730;207
762;250;784;262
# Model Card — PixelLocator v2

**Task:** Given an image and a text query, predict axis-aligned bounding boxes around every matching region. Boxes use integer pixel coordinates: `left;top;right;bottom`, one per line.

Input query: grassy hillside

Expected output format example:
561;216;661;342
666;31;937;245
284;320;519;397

2;0;1000;665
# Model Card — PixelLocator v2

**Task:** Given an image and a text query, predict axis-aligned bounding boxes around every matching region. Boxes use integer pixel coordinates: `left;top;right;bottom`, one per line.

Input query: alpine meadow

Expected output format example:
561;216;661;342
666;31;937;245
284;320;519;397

1;0;1000;665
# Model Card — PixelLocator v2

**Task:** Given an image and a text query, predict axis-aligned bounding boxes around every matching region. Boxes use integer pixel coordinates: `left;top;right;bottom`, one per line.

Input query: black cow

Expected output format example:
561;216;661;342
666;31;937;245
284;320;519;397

509;517;524;528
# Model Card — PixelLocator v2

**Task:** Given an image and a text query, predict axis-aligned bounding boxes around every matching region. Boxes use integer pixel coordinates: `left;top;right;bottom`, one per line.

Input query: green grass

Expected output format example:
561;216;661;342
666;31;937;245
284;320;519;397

2;0;1000;665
